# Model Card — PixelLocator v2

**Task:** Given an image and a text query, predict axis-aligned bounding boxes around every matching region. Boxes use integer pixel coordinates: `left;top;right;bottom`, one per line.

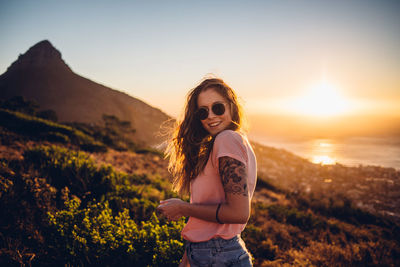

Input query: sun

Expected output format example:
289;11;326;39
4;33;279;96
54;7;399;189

289;79;350;117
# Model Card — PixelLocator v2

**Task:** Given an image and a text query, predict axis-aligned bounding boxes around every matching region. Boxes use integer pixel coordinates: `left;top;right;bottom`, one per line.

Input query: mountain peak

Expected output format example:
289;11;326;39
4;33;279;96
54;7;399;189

31;39;57;51
6;40;72;72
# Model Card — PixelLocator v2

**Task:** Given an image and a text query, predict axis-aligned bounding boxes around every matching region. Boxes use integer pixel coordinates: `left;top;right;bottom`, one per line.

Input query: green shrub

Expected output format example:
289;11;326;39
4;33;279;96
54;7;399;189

267;204;326;231
41;131;70;143
67;114;138;152
23;145;168;220
36;109;58;122
23;145;114;202
242;224;278;261
0;96;38;115
0;176;13;199
0;162;14;198
47;198;185;266
294;193;399;234
256;175;285;193
0;108;106;152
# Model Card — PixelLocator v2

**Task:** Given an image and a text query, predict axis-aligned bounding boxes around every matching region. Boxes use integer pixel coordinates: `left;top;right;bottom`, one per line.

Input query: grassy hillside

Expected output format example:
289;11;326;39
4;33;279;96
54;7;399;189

1;105;399;266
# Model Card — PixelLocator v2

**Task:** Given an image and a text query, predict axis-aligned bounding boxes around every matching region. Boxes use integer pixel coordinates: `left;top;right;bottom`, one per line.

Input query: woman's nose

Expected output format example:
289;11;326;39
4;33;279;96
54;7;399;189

207;109;217;119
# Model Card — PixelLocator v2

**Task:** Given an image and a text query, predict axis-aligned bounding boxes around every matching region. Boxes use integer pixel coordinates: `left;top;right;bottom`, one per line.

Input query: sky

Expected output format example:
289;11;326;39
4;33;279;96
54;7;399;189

1;0;399;119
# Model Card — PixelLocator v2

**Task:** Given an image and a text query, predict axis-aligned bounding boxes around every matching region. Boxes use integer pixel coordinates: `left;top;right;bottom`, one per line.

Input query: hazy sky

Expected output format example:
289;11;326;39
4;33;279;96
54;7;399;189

1;0;399;118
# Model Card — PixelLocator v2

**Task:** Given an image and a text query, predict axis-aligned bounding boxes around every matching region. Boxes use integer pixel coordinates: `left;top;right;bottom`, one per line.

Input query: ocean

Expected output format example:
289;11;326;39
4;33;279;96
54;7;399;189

249;134;400;170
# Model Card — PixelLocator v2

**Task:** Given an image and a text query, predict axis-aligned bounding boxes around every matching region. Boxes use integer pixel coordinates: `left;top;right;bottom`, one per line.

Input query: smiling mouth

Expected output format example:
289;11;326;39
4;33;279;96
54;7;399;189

209;122;221;127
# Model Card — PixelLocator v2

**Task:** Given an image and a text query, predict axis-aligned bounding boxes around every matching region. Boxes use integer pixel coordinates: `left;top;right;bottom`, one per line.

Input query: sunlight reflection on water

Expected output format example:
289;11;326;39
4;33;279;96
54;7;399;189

311;139;336;165
250;135;400;169
312;155;336;165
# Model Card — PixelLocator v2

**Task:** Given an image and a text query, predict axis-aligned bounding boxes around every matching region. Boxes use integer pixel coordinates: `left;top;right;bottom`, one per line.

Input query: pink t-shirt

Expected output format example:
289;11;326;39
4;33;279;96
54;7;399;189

181;130;257;242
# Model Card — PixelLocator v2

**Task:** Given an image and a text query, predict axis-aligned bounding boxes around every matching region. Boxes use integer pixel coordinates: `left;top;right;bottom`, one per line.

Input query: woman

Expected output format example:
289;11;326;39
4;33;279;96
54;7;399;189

157;78;257;266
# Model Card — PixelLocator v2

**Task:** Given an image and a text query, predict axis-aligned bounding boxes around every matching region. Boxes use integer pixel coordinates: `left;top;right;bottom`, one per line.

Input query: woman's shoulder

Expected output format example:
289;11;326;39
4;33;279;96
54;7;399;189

212;130;249;164
215;130;246;144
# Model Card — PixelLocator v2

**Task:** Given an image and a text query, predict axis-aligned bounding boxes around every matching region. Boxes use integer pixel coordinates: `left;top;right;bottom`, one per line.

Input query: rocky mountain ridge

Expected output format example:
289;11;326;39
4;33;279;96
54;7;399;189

6;40;72;72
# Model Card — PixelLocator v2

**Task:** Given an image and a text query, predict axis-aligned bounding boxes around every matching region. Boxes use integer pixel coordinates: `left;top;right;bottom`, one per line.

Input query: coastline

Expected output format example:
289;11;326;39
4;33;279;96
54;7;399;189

251;140;400;223
249;134;400;170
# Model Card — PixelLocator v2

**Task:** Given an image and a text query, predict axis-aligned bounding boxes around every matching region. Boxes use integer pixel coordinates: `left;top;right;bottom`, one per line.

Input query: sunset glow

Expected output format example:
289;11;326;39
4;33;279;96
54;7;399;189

289;79;351;117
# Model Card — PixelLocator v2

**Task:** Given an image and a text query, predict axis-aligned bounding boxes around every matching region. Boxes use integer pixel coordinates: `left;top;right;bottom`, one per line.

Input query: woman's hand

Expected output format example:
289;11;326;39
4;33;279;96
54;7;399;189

157;198;187;221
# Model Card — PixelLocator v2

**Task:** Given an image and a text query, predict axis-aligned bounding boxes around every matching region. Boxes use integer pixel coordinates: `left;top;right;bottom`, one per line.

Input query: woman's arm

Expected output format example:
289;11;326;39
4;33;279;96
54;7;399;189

216;156;250;223
157;156;250;224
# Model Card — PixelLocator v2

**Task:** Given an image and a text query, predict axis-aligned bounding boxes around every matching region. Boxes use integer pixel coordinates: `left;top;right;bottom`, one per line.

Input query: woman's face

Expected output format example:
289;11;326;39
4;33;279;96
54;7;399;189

197;88;232;136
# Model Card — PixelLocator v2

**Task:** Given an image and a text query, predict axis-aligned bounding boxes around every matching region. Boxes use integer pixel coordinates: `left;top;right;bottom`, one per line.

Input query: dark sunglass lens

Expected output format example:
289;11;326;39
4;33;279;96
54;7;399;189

197;108;209;120
212;103;225;116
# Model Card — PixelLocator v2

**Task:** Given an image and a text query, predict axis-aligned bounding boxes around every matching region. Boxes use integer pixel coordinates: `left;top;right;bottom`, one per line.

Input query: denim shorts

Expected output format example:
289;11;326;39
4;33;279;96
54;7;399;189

185;235;252;267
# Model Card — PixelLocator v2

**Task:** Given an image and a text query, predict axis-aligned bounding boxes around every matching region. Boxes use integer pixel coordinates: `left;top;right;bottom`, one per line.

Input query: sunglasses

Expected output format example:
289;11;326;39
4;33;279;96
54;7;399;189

196;102;226;120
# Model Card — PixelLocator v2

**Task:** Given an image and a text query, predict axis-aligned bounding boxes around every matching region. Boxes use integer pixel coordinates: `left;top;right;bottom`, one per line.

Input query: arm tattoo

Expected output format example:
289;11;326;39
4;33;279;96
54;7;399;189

218;156;248;197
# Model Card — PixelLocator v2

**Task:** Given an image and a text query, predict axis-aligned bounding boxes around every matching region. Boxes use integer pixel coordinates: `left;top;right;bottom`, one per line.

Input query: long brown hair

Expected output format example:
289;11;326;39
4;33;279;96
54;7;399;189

165;78;244;196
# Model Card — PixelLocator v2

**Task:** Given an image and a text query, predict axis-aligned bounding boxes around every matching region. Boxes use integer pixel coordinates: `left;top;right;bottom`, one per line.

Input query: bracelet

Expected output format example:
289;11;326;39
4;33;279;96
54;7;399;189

216;203;223;224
